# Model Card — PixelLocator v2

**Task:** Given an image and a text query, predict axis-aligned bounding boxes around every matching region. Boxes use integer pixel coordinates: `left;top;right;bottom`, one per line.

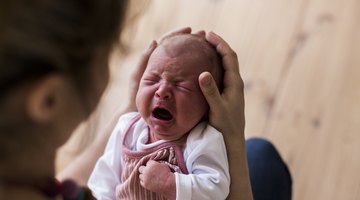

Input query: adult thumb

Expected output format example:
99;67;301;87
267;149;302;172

199;72;222;109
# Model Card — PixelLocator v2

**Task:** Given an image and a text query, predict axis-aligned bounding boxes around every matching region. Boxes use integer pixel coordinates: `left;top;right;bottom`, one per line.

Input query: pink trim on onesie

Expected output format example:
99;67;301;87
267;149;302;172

116;114;189;200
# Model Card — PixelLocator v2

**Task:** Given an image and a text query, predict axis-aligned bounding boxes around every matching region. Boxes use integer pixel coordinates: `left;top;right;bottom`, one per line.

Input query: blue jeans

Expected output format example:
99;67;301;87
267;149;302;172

246;138;292;200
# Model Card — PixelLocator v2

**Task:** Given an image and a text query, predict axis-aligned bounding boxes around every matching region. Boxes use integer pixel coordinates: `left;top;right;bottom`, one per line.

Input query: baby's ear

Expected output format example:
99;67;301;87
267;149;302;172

26;74;68;123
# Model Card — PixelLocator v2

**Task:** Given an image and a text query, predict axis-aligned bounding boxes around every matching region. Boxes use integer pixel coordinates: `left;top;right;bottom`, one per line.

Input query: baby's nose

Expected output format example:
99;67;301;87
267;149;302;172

155;84;172;100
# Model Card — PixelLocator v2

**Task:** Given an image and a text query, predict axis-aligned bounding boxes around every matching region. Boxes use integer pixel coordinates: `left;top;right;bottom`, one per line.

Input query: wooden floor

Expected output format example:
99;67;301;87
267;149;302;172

57;0;360;199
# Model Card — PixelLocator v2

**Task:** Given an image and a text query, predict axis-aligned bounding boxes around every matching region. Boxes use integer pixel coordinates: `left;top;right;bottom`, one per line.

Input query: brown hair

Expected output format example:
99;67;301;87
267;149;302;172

0;0;128;96
0;0;129;161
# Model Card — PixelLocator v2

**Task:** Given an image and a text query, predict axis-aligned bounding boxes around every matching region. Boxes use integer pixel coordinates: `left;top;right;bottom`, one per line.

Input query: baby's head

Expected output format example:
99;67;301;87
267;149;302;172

159;34;223;89
136;34;222;142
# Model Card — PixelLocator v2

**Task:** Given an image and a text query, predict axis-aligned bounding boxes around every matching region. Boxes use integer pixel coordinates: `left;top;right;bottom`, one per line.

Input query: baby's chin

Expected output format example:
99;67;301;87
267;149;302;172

148;127;188;142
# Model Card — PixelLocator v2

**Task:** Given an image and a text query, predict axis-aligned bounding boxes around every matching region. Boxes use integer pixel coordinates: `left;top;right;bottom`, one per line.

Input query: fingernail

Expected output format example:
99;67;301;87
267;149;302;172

201;75;212;86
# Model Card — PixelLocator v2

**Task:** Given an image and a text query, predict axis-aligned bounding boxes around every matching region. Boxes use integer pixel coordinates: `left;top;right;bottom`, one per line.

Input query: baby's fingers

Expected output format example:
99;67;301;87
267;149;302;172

139;165;145;174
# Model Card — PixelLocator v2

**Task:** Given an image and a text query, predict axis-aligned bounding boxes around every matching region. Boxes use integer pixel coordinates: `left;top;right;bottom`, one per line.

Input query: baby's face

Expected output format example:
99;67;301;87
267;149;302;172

136;39;212;141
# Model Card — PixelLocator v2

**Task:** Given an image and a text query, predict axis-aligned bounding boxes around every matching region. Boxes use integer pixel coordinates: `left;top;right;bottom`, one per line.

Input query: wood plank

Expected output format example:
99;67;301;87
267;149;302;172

127;0;309;139
265;0;360;199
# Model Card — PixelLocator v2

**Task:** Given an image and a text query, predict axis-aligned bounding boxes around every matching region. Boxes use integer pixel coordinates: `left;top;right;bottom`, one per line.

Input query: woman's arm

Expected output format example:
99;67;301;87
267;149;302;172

199;31;253;200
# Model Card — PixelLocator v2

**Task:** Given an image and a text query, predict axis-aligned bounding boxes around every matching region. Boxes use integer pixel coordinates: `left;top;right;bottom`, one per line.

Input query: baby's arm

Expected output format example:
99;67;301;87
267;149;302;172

139;123;230;200
176;124;230;200
87;130;122;199
88;153;120;199
138;160;176;200
88;113;137;199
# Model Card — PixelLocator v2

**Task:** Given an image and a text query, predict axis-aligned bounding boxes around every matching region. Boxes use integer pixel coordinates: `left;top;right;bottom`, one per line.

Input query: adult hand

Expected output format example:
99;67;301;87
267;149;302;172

124;39;157;112
200;31;253;200
199;31;245;137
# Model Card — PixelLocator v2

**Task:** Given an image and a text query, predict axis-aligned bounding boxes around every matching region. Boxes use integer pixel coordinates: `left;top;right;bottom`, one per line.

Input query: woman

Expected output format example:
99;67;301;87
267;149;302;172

0;0;129;199
0;0;291;199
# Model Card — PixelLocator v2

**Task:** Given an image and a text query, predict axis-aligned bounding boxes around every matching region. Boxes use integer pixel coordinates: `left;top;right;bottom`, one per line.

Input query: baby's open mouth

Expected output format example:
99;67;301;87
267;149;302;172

152;107;173;121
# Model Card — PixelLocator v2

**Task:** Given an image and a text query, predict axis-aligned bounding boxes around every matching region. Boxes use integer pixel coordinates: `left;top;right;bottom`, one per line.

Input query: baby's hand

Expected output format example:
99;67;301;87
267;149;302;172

138;160;176;200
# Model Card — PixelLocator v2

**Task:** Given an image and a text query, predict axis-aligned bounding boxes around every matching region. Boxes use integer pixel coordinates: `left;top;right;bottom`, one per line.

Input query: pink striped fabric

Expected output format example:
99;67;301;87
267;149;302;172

116;115;189;200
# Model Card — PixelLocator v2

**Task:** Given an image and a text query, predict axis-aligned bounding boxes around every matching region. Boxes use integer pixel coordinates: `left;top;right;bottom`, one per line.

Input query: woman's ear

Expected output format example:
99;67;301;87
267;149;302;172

26;74;68;123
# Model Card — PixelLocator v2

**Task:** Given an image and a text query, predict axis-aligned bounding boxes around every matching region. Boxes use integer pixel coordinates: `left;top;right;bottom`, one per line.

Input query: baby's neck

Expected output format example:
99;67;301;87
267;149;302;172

147;130;187;144
147;131;158;144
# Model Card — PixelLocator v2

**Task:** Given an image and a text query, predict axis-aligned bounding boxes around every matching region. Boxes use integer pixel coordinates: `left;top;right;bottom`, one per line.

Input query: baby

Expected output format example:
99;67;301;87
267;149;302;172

88;34;230;200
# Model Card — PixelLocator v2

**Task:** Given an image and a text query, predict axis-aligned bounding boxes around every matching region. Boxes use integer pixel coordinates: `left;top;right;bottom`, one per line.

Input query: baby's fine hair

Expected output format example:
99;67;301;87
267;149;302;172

160;34;224;91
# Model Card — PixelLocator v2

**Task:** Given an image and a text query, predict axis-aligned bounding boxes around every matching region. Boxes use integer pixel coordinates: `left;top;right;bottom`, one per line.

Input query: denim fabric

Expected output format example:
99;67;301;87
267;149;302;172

246;138;292;200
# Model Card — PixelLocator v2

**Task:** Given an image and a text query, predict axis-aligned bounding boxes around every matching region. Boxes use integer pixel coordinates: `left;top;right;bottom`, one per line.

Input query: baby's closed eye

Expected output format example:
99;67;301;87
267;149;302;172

175;82;194;92
142;75;160;85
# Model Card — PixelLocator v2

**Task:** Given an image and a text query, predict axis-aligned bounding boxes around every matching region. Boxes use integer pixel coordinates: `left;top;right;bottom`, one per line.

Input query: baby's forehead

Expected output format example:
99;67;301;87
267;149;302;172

154;34;223;88
157;35;218;69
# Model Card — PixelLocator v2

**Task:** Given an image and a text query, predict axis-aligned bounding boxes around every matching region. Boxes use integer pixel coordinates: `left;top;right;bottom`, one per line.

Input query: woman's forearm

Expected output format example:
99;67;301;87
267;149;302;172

224;132;253;200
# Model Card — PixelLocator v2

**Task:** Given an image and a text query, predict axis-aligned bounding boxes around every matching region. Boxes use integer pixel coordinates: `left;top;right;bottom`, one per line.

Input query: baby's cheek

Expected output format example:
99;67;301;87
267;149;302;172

197;95;210;112
136;90;150;115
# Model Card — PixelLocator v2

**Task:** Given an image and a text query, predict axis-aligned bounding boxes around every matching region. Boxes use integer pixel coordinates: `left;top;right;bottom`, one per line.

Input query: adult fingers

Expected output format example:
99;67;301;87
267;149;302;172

199;72;222;113
158;27;192;43
205;31;239;74
205;31;243;93
194;30;206;37
126;40;157;112
131;40;157;86
134;40;157;79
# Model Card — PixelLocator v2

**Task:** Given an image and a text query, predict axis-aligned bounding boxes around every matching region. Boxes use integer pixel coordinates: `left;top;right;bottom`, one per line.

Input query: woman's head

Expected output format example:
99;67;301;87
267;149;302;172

0;0;128;162
136;34;223;141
